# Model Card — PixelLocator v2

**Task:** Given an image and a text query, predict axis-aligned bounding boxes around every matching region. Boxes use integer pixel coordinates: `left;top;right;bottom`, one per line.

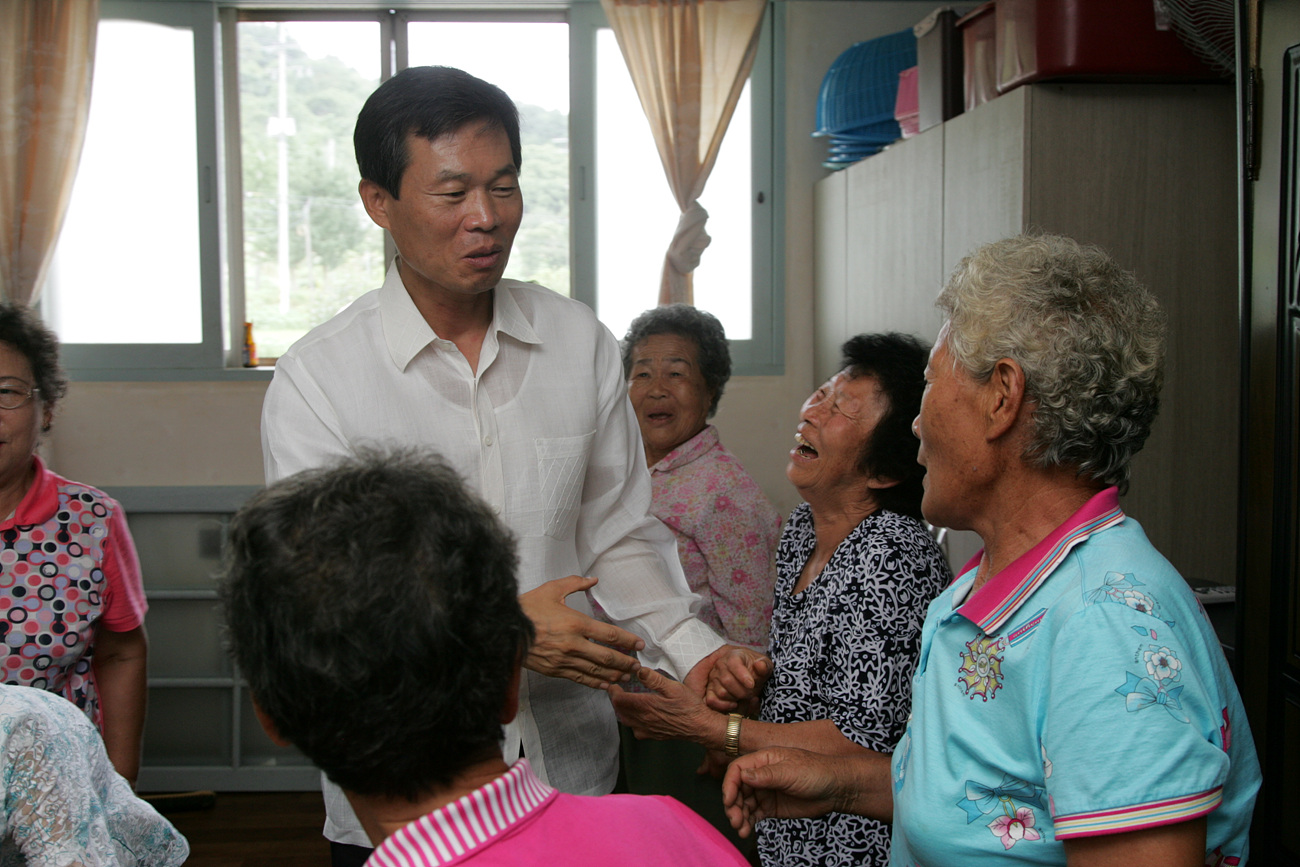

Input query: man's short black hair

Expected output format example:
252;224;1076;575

841;332;930;521
354;65;522;199
220;450;533;801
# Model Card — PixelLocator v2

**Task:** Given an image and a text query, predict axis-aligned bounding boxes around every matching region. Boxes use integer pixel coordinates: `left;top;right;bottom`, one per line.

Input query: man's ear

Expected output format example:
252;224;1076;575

358;179;392;231
984;357;1028;442
500;662;522;725
251;697;293;748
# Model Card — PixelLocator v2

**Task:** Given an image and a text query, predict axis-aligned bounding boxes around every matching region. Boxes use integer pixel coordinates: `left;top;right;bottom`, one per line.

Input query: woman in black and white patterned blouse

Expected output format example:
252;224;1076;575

611;333;951;867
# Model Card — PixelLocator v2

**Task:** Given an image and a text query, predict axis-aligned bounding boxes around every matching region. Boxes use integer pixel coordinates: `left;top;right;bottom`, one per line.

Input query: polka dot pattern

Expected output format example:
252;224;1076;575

0;486;112;726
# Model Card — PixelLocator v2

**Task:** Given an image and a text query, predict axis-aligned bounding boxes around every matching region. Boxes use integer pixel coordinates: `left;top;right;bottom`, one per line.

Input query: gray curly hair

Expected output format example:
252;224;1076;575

937;234;1167;493
621;304;731;417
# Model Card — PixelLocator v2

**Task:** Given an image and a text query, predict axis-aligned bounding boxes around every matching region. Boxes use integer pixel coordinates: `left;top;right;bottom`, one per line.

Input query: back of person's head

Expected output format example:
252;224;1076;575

841;332;929;520
938;233;1166;493
354;65;522;199
220;450;532;801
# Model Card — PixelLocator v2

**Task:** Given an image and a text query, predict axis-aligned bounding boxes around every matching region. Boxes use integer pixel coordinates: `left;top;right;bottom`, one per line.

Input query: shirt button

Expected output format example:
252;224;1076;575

484;435;494;446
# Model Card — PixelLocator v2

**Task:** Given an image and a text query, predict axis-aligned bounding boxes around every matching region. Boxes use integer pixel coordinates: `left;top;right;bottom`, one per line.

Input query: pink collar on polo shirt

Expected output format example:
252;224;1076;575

955;487;1125;635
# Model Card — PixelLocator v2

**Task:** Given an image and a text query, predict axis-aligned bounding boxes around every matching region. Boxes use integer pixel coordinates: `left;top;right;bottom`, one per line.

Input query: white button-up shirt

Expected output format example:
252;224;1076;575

261;264;724;844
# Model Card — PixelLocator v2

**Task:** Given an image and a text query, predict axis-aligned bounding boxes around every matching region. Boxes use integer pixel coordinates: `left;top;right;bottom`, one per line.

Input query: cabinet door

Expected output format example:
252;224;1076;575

1024;84;1239;585
814;170;849;382
843;131;946;353
942;85;1027;275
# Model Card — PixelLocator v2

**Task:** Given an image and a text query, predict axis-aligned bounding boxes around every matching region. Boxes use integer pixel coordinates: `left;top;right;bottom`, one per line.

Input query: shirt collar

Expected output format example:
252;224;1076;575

651;425;719;474
378;262;542;371
957;487;1125;634
370;760;555;866
4;455;54;529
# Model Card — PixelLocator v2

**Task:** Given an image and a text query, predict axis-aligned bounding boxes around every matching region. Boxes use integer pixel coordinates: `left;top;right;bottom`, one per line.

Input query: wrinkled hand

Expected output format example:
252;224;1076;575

519;575;644;689
702;646;772;712
721;747;846;838
723;747;893;837
608;667;719;743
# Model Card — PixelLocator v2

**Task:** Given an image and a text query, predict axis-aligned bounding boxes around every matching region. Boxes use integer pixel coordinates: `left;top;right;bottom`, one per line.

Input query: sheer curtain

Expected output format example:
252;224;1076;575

600;0;766;305
0;0;99;305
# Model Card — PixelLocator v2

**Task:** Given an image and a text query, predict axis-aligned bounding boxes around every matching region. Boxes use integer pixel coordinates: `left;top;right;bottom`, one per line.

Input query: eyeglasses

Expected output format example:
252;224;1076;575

0;381;39;410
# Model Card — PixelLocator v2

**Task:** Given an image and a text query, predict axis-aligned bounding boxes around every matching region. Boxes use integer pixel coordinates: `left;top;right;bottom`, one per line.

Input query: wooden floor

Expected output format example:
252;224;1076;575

158;792;330;867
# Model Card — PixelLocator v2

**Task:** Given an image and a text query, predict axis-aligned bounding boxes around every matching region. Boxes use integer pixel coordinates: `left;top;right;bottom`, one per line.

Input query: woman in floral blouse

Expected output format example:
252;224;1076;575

623;304;782;649
611;333;951;867
619;305;783;846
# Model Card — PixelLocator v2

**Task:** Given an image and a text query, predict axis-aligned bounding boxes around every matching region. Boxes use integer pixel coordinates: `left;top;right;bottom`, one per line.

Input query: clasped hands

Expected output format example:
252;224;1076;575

518;574;771;702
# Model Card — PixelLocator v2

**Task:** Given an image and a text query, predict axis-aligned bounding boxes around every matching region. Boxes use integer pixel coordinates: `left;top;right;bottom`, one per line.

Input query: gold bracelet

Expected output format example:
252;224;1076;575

724;712;744;757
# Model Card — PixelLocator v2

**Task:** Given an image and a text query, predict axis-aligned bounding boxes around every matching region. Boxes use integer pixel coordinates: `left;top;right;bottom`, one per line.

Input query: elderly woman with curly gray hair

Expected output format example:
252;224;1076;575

622;304;781;649
721;234;1262;867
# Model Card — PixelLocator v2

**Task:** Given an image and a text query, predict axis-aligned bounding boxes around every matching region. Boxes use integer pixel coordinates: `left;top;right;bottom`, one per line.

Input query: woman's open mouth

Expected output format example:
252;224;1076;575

794;432;818;458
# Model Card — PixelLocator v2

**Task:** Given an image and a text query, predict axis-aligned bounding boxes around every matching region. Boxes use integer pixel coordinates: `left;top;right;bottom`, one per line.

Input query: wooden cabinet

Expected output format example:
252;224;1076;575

815;82;1239;584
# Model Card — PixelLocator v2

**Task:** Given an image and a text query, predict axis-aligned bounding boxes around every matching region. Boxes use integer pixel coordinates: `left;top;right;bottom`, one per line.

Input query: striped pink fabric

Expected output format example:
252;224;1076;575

368;761;555;867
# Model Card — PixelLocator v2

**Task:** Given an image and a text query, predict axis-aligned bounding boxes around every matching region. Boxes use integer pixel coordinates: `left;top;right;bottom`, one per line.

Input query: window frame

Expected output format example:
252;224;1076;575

57;0;784;380
53;0;230;380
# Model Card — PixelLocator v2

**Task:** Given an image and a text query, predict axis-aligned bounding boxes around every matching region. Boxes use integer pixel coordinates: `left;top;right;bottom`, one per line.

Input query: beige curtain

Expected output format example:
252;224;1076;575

0;0;99;306
601;0;766;305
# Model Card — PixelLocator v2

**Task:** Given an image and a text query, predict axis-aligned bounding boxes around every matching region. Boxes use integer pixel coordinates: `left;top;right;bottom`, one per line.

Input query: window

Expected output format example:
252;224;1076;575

48;0;781;377
45;0;221;373
593;29;753;341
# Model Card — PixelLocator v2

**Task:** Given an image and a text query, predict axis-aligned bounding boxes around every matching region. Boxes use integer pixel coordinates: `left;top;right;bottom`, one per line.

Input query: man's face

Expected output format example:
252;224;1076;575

361;123;523;301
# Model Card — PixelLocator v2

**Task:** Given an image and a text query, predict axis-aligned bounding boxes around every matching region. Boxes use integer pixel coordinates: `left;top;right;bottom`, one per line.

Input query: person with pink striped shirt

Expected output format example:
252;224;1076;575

220;451;749;867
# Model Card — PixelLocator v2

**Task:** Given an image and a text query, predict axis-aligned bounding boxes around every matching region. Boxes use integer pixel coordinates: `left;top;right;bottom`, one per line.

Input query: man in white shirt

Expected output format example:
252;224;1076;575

260;66;730;864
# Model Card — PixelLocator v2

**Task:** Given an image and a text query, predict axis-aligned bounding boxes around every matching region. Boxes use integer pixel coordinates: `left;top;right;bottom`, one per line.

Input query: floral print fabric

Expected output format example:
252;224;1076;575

757;504;950;866
889;489;1260;866
649;426;782;648
0;684;188;866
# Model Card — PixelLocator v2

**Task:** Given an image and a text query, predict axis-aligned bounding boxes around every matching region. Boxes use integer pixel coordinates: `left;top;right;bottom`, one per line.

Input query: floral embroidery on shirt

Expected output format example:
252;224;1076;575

957;773;1047;824
957;635;1004;701
1207;846;1242;866
1085;571;1176;627
1220;707;1232;751
1115;644;1191;723
989;806;1041;850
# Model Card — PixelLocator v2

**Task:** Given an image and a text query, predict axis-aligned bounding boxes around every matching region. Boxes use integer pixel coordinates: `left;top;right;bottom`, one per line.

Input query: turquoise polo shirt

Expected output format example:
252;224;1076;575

890;488;1260;866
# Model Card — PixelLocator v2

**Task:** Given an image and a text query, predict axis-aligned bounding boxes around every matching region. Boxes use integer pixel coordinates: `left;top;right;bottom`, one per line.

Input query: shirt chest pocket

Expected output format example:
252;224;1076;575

534;431;595;539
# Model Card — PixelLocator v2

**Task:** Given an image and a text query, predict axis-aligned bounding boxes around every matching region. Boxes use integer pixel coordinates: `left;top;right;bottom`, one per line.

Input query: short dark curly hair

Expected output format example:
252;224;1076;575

621;304;731;416
0;303;67;418
219;450;533;801
840;333;930;521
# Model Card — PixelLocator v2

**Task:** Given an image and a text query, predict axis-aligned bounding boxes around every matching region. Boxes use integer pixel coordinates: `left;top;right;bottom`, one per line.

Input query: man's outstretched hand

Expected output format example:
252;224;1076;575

519;575;645;689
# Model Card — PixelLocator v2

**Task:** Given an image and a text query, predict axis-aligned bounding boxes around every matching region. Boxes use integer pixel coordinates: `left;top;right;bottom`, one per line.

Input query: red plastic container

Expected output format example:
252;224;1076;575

995;0;1216;93
957;2;997;112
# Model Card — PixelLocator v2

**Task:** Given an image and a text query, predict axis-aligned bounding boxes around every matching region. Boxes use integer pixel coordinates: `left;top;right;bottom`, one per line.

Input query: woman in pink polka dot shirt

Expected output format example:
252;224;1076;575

0;304;147;786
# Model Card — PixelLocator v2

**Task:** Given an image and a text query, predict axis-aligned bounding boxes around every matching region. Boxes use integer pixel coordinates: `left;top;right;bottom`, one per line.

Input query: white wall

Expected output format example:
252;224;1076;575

46;1;934;519
713;1;944;516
